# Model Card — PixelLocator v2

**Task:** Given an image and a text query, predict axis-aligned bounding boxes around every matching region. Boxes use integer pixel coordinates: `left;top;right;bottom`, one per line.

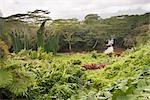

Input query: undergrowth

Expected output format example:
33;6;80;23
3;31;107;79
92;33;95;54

0;44;149;100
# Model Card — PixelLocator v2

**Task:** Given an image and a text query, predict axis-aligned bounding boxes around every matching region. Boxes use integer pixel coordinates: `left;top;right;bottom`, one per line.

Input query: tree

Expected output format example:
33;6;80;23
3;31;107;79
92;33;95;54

37;20;47;48
50;19;80;51
84;14;101;24
4;9;51;24
44;34;59;55
1;10;51;52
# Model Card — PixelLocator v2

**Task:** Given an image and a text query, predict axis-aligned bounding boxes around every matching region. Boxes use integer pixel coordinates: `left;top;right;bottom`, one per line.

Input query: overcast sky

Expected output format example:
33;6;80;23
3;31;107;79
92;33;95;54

0;0;150;19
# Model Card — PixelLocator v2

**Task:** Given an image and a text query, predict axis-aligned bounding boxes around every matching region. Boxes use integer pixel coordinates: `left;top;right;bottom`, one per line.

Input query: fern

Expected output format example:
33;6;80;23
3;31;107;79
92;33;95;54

8;70;33;96
0;57;34;98
0;70;13;88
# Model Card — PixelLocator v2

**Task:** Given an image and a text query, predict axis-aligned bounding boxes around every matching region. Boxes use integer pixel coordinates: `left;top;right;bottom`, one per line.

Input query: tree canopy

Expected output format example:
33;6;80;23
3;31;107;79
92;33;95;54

0;10;149;53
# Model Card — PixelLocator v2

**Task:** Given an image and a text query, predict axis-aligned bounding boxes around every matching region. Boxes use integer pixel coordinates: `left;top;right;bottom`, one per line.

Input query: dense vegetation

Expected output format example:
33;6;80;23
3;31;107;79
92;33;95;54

0;10;149;53
0;10;150;99
0;41;150;99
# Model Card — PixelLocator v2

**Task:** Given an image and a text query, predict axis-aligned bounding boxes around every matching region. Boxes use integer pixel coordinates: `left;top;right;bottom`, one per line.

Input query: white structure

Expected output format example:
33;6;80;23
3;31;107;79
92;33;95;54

106;39;114;46
104;46;114;54
104;38;114;54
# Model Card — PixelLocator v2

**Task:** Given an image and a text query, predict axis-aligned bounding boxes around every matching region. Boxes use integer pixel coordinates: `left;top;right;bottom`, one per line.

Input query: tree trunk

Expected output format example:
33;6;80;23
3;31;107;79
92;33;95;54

92;39;98;49
68;41;72;51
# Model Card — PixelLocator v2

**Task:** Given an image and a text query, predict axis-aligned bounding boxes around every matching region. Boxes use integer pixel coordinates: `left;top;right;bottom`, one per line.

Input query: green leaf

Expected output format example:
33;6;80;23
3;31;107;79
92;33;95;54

0;70;13;88
137;79;147;88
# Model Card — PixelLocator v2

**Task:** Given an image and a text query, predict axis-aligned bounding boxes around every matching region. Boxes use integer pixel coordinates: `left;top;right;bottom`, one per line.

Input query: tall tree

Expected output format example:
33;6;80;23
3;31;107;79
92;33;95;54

84;14;101;24
37;20;47;48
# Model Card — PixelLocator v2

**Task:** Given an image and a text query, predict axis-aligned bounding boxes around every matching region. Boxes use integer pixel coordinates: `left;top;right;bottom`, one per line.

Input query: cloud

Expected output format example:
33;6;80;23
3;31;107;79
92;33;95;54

0;10;2;17
0;0;150;19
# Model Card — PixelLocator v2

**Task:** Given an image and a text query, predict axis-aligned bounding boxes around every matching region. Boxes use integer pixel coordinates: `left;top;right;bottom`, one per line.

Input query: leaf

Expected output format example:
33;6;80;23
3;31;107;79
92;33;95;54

137;79;147;88
97;97;108;100
9;78;32;96
8;70;33;96
112;89;127;100
0;70;13;88
104;91;112;97
86;91;97;100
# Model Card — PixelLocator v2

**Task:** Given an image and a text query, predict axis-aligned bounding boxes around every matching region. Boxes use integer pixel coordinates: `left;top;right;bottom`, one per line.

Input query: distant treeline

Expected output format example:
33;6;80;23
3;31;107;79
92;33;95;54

0;10;150;53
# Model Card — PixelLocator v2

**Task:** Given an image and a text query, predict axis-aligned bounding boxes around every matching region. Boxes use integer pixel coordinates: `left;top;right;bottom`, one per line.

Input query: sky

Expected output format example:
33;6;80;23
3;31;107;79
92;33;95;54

0;0;150;19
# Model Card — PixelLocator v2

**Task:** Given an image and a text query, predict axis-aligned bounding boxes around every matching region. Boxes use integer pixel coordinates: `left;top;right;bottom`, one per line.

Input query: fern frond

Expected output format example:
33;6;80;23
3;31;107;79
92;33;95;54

8;69;34;96
0;70;13;88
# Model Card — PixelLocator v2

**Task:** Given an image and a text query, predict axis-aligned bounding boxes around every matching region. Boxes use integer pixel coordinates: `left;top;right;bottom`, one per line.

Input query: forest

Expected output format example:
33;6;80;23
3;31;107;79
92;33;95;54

0;9;150;100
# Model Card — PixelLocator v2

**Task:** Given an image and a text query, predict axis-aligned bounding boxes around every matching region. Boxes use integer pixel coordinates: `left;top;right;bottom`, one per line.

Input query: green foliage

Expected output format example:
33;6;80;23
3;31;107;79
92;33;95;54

37;20;59;54
84;14;101;24
0;40;9;58
10;31;24;53
0;44;150;99
0;70;13;88
83;44;150;99
15;48;53;60
91;50;98;59
44;34;59;55
71;59;82;65
0;11;150;99
0;54;34;99
1;12;150;52
91;68;150;100
37;20;46;48
27;61;85;100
